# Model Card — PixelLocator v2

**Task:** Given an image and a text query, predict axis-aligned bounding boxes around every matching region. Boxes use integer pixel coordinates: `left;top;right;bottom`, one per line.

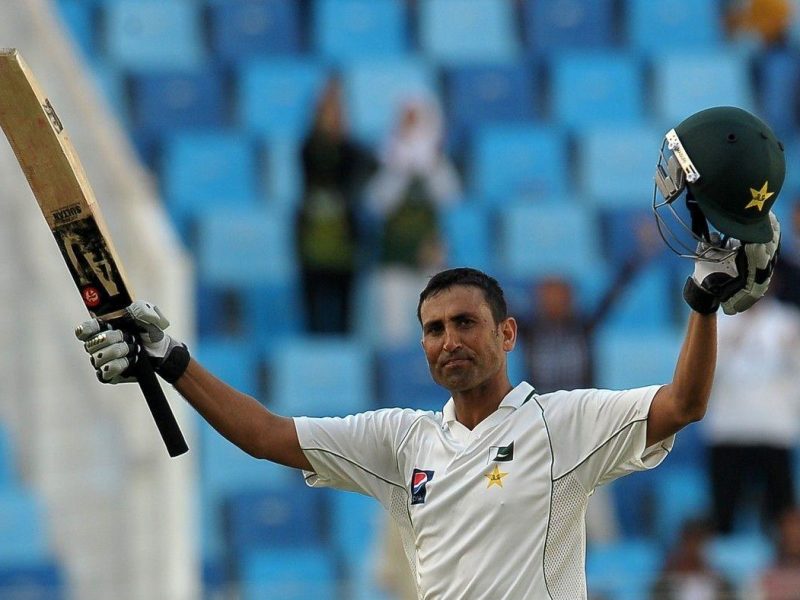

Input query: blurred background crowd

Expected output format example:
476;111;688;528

4;0;800;598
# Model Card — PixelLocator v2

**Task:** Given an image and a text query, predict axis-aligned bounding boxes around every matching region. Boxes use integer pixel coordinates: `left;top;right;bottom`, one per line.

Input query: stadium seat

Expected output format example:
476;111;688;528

758;50;800;139
130;70;226;137
194;338;261;398
376;344;447;411
601;263;677;331
586;538;662;600
550;53;644;129
419;0;519;64
705;532;774;589
263;135;302;210
653;51;754;126
497;201;603;280
268;337;373;416
55;0;97;57
625;0;723;53
594;325;684;390
0;562;65;600
208;0;301;62
470;123;569;203
0;424;18;487
160;132;258;239
577;124;663;208
313;0;408;62
0;487;52;564
652;466;712;547
240;547;337;600
225;486;327;555
523;0;616;54
103;0;204;72
329;491;384;571
198;421;296;560
441;202;494;273
343;59;437;145
444;63;537;148
237;59;327;138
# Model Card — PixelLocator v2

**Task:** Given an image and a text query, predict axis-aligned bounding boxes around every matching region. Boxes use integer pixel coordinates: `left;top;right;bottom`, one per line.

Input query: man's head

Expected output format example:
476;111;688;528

417;268;516;394
653;106;785;258
417;267;507;325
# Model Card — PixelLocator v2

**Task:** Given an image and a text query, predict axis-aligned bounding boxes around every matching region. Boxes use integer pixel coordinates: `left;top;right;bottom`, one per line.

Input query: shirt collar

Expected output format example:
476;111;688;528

442;381;536;428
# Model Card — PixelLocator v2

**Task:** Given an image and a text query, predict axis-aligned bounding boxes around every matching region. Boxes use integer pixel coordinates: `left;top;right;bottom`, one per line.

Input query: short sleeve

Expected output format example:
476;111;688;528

294;408;428;506
537;386;673;491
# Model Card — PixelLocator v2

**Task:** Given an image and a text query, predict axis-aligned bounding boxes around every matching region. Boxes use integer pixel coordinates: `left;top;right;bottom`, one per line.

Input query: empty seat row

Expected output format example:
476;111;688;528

58;0;732;71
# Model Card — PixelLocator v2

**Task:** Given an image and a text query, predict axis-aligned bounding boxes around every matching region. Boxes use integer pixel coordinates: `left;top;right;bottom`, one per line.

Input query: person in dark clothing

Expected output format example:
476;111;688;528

295;76;373;334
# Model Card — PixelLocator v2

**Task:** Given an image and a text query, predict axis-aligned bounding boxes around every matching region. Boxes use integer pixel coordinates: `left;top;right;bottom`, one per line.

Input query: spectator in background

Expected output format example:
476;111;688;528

650;518;735;600
295;76;374;334
757;506;800;599
704;294;800;535
724;0;793;47
365;94;462;345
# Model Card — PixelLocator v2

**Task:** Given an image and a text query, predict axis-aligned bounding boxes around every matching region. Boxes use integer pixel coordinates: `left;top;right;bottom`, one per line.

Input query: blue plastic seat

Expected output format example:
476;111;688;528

550;53;644;129
441;202;494;273
578;124;665;208
601;263;676;331
523;0;615;54
130;70;226;137
195;207;295;288
758;50;800;139
160;132;258;240
625;0;723;53
269;337;373;416
444;64;537;148
226;486;326;555
470;124;569;203
586;538;663;600
498;201;603;280
241;547;337;600
654;51;754;126
0;487;51;564
313;0;407;62
376;344;447;411
652;466;712;547
419;0;519;64
594;325;684;390
0;562;65;600
208;0;301;62
238;60;327;138
0;423;18;487
343;59;436;145
194;338;260;398
329;492;384;572
103;0;204;71
705;532;774;589
55;0;97;57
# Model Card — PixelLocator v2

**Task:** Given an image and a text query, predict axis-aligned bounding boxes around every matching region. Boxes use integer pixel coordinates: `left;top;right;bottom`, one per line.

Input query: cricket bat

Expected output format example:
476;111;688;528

0;49;188;457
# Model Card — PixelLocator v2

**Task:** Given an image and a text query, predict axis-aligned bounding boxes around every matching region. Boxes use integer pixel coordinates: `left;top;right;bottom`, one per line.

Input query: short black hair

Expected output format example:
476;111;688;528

417;267;508;325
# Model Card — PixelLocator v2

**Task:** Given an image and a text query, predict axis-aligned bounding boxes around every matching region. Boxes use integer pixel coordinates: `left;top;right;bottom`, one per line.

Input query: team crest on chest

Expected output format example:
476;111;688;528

484;464;508;488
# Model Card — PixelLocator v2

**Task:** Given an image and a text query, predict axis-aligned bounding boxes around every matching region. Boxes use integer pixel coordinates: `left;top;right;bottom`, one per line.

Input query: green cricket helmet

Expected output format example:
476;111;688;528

652;106;785;259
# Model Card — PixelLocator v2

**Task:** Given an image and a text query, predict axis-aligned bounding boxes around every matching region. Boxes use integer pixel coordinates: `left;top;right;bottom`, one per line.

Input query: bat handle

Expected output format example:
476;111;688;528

132;344;189;457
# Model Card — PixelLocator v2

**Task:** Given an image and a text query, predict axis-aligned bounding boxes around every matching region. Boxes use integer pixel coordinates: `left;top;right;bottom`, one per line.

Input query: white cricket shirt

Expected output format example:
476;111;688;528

294;382;672;599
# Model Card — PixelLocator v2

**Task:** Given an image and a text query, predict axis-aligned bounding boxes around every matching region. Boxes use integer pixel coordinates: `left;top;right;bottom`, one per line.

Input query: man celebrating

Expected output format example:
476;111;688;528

76;106;784;598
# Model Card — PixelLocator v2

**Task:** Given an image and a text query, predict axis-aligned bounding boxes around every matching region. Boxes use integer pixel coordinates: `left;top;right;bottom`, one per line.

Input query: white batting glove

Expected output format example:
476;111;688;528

75;301;190;384
720;212;780;315
683;212;780;315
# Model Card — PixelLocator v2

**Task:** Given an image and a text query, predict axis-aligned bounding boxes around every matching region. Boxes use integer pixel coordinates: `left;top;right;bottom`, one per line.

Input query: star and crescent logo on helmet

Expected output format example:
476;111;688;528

745;181;774;212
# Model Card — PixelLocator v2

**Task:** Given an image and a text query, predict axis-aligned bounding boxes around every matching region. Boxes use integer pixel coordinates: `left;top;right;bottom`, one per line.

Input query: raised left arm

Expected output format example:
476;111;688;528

646;311;716;447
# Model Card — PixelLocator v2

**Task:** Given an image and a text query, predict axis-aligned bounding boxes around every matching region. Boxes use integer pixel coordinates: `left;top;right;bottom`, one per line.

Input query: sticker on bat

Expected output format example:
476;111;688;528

51;217;132;316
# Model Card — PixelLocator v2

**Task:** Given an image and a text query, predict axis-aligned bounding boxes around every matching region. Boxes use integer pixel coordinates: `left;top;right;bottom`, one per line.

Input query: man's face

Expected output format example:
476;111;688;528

419;285;515;393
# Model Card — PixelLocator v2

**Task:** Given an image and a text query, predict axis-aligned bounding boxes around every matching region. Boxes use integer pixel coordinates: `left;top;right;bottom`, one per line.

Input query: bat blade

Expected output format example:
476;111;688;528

0;48;188;457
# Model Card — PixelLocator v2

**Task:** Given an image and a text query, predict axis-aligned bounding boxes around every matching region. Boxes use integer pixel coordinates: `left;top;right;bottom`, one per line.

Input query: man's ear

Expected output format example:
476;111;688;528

501;317;517;352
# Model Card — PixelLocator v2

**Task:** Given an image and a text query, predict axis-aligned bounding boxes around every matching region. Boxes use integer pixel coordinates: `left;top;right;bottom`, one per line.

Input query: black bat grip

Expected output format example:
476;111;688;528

132;341;189;457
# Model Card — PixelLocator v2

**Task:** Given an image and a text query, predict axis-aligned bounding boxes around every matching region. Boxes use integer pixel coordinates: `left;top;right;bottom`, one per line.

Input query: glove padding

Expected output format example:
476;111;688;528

75;301;190;384
683;212;780;315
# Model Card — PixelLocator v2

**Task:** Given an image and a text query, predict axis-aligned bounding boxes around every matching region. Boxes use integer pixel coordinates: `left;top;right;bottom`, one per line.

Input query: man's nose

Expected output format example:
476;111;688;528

442;327;461;352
